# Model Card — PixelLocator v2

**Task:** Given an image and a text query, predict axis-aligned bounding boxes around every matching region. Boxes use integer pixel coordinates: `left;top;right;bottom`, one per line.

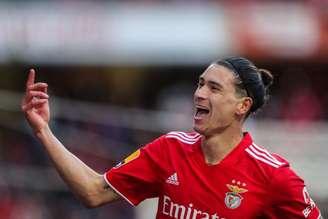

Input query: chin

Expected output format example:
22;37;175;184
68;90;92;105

193;124;206;135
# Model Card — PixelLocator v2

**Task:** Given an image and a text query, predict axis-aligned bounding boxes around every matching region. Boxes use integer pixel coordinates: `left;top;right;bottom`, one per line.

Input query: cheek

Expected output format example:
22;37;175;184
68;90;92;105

211;97;237;117
225;95;239;108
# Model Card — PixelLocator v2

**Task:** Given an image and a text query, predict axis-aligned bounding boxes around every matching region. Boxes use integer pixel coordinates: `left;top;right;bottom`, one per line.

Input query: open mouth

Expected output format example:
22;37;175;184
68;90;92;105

195;106;210;118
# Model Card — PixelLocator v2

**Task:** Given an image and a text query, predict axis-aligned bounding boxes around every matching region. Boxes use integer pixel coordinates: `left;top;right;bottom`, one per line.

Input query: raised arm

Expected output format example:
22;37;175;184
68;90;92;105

21;69;120;207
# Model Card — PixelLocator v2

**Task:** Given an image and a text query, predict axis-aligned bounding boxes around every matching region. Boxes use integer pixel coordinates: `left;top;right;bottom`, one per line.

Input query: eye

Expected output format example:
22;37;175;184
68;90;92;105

210;86;220;92
197;81;204;88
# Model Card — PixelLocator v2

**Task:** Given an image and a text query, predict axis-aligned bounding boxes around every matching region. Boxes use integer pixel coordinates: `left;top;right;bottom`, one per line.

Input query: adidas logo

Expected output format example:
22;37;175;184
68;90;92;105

166;172;179;185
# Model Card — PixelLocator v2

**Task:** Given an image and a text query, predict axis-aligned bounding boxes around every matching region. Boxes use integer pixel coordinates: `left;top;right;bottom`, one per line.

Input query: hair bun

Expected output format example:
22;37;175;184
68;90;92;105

258;69;273;89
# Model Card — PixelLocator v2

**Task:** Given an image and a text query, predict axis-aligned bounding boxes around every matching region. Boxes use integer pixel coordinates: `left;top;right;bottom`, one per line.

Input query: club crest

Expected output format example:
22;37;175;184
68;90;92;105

225;184;248;209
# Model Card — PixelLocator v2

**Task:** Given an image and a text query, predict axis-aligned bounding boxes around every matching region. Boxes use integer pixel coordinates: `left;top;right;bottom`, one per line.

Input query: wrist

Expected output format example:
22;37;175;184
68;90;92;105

34;125;52;140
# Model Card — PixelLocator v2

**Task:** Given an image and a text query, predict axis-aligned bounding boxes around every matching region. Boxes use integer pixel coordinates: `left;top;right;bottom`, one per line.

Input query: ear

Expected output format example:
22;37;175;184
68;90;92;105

236;97;253;116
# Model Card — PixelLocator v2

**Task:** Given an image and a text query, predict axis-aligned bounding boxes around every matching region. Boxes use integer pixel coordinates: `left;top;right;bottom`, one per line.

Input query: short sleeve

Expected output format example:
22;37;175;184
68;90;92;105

265;166;322;218
104;136;166;206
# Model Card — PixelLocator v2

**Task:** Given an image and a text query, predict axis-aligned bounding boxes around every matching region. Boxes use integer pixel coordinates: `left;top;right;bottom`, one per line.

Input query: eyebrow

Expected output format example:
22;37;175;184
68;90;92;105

199;76;224;89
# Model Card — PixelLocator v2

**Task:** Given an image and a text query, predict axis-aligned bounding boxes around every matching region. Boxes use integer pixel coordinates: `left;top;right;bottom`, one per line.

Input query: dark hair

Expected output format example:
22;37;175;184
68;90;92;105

215;56;273;114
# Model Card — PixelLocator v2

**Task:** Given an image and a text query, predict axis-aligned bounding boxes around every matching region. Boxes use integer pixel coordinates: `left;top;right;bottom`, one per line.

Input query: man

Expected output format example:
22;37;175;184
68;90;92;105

22;56;322;218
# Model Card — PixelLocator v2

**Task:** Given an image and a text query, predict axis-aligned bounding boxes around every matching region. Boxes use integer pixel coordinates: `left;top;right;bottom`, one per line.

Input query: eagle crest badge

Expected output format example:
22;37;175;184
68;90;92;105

225;184;248;209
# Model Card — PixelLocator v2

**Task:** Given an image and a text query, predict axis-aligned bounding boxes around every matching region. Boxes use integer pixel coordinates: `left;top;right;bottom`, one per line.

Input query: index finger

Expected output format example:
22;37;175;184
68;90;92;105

26;69;35;88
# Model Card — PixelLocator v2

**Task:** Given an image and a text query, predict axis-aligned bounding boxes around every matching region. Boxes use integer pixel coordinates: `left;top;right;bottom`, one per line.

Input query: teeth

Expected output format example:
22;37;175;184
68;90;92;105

196;106;209;111
196;107;209;116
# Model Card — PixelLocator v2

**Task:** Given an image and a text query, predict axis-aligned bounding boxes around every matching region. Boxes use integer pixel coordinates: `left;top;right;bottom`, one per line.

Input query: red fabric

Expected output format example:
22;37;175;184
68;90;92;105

105;132;321;219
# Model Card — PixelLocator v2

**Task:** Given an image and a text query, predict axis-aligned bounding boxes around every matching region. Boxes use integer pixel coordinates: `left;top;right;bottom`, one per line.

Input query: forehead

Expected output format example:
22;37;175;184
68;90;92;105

199;64;235;86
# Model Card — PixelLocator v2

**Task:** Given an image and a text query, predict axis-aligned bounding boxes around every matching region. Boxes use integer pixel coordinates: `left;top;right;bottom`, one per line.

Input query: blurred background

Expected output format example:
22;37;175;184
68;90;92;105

0;0;327;218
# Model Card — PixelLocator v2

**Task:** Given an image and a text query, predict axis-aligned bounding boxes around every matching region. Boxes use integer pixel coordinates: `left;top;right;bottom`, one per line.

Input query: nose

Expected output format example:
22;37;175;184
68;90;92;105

194;86;208;101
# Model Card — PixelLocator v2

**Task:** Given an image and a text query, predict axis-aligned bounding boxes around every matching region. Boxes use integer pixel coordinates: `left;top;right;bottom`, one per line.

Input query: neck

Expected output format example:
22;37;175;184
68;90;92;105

201;126;243;165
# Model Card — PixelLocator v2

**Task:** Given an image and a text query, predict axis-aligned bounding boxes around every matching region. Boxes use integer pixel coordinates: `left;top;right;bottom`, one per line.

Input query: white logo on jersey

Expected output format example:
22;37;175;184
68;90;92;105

166;172;179;185
162;195;226;219
302;187;316;218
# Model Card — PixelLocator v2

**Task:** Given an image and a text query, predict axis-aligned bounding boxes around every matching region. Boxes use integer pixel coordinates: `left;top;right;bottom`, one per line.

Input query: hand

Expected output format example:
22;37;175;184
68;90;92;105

21;69;50;133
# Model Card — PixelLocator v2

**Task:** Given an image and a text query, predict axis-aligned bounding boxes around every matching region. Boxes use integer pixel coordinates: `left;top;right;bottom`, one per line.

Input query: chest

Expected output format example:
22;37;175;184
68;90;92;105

158;153;268;219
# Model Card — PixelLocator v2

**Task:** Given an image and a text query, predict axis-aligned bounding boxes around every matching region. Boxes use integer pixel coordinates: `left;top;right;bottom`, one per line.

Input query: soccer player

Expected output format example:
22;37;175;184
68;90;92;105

22;56;322;218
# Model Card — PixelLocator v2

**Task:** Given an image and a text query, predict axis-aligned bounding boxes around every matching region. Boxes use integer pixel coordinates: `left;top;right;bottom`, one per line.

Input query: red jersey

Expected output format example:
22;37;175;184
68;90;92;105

104;131;322;219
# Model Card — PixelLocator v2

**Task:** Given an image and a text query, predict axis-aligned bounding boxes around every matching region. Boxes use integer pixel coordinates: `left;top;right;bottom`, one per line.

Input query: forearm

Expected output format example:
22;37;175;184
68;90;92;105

22;70;118;207
35;126;108;206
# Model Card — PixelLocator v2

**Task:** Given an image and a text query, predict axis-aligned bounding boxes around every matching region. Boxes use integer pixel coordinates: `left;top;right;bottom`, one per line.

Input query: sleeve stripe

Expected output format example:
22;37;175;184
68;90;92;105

166;132;201;144
166;135;199;144
167;132;200;142
169;131;201;139
249;144;285;166
252;143;284;165
167;131;201;141
245;148;280;168
103;173;136;206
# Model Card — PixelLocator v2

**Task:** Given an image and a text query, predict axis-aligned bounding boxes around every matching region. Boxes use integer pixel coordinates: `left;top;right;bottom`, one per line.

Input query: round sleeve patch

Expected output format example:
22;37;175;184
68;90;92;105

114;149;141;168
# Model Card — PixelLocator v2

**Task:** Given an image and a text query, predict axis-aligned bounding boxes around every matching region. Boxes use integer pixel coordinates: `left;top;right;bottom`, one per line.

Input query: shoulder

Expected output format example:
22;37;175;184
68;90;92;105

143;131;201;154
146;131;201;146
244;142;289;169
164;131;202;145
243;142;308;194
243;142;306;187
